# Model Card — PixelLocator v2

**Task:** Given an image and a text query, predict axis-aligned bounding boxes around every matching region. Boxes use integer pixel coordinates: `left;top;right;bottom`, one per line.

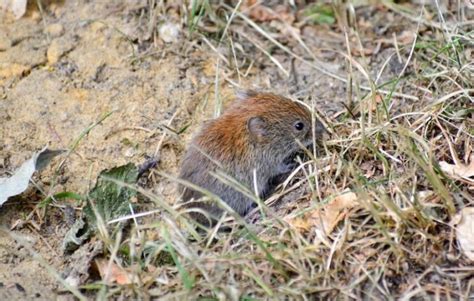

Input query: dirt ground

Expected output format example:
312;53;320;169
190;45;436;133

0;0;472;300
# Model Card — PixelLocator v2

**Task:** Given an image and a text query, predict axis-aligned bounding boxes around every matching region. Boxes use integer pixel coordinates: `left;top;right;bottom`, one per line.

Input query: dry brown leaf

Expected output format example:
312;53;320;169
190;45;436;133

244;1;294;23
287;215;311;232
360;161;376;178
312;191;359;235
452;207;474;261
369;93;383;112
351;44;379;57
378;30;416;46
397;30;416;45
95;258;132;285
287;191;359;235
439;154;474;180
248;5;275;22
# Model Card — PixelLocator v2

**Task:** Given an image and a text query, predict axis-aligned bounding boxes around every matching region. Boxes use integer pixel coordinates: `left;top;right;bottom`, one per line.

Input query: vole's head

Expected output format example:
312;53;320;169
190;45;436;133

232;91;325;160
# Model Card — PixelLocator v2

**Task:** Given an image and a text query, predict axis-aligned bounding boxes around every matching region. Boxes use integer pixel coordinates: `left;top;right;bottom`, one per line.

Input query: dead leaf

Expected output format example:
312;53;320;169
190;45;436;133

0;147;65;206
0;0;27;19
312;192;359;234
372;94;382;111
439;154;474;180
351;42;381;57
397;30;416;45
465;0;474;10
452;207;474;261
64;240;104;287
95;258;132;285
360;161;376;178
287;215;311;232
243;1;294;23
248;5;275;22
378;30;416;46
363;93;383;112
287;191;359;235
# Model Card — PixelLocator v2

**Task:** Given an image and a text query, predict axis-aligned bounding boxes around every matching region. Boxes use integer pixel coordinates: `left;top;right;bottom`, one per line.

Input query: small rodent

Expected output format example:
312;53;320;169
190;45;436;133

179;90;325;225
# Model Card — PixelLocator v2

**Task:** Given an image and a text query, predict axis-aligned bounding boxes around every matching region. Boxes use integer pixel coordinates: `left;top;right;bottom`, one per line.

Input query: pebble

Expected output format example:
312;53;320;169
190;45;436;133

159;23;180;43
47;37;73;65
0;63;30;78
45;23;65;38
0;32;12;51
47;39;63;64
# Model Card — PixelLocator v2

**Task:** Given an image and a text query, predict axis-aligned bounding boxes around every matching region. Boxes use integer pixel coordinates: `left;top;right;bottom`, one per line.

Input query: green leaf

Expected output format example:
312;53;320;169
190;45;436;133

62;163;138;253
304;4;336;25
83;163;139;229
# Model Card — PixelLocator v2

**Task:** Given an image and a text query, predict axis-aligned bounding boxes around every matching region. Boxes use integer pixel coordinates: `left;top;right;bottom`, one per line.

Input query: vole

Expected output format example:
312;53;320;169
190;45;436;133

179;90;325;225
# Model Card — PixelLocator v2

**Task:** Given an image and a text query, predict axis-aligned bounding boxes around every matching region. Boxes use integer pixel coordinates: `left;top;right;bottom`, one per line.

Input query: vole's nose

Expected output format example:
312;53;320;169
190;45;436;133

315;120;328;135
303;140;313;149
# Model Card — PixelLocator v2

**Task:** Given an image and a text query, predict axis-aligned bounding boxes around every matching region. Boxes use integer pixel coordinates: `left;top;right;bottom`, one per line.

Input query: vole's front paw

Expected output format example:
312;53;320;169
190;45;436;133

241;201;258;217
277;161;298;174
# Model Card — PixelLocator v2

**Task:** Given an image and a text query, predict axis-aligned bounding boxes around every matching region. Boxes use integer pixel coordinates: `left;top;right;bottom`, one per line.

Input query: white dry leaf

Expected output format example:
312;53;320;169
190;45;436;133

466;0;474;10
453;207;474;261
0;147;64;206
0;0;28;19
439;154;474;181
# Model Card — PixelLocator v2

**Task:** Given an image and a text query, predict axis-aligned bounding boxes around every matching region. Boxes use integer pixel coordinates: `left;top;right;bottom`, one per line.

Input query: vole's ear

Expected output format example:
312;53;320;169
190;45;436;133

236;89;258;101
247;116;267;141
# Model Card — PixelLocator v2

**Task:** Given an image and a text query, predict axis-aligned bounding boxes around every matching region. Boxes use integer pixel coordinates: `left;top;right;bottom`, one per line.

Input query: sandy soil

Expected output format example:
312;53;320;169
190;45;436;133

0;2;204;298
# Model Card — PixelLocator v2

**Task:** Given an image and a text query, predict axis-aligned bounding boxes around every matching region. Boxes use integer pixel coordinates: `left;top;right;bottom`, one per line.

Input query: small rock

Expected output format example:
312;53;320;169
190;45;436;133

47;40;63;64
56;61;78;77
30;10;41;21
124;147;136;158
47;37;74;65
159;23;180;43
0;63;30;78
90;21;106;32
0;33;12;51
45;23;65;38
64;275;80;288
59;112;70;122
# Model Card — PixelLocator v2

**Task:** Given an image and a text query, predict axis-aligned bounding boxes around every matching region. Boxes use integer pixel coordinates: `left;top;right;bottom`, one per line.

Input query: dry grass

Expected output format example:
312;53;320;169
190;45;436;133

7;1;472;300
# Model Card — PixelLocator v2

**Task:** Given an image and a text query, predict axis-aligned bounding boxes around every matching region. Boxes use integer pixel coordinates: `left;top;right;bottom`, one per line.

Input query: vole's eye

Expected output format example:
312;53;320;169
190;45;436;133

294;121;305;131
